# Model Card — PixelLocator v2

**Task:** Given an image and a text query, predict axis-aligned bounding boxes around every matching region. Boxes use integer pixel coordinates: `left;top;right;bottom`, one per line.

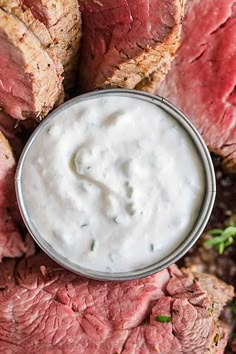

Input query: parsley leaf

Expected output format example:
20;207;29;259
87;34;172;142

155;316;171;323
203;223;236;255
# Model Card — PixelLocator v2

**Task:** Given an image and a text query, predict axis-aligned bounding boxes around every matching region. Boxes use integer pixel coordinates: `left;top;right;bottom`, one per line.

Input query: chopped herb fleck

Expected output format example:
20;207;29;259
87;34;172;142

150;243;154;252
126;202;135;216
155;316;171;323
90;239;96;251
109;253;115;262
113;217;119;224
80;224;88;228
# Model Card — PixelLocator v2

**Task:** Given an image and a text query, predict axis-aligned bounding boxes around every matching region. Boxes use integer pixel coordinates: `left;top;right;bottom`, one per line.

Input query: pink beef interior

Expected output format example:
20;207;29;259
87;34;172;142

157;0;236;169
0;133;34;259
78;0;181;91
0;28;34;119
0;253;233;353
22;0;55;26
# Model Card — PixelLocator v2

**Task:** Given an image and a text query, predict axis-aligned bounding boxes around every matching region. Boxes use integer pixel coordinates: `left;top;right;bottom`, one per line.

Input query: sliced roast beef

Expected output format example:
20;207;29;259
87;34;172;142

0;132;34;259
0;253;233;353
78;0;184;92
157;0;236;170
23;0;81;90
0;9;63;120
0;0;63;80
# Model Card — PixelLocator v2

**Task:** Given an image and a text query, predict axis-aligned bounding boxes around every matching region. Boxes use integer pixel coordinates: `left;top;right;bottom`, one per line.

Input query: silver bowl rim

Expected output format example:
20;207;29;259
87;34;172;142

15;89;216;281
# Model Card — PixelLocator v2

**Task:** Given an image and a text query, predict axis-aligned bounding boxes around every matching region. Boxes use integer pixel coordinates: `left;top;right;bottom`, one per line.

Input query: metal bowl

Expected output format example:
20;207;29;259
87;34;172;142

15;89;216;281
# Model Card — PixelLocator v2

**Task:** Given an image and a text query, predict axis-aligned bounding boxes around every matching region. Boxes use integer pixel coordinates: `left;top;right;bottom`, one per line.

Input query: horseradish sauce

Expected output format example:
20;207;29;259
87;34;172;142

20;94;205;272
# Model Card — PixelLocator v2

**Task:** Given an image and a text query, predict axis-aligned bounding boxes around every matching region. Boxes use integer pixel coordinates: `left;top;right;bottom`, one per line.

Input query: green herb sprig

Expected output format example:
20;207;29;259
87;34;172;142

155;315;171;323
203;223;236;255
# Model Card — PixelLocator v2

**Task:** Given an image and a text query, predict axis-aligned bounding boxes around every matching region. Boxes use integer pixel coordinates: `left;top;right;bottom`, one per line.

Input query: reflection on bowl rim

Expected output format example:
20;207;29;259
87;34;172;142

15;89;216;281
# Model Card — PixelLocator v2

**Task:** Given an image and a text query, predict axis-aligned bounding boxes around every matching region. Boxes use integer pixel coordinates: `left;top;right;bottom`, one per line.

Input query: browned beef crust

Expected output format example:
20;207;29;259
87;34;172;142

23;0;81;90
0;0;64;79
78;0;184;92
0;8;63;120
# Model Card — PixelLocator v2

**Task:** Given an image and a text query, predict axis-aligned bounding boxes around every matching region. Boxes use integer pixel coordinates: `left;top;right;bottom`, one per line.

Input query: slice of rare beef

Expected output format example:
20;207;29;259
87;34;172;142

0;253;232;353
0;8;63;120
22;0;81;90
78;0;184;92
157;0;236;170
0;132;34;259
0;0;64;80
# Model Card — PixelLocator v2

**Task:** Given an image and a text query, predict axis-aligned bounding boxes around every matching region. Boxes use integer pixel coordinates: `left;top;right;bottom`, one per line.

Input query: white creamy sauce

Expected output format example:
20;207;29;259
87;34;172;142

21;95;205;272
